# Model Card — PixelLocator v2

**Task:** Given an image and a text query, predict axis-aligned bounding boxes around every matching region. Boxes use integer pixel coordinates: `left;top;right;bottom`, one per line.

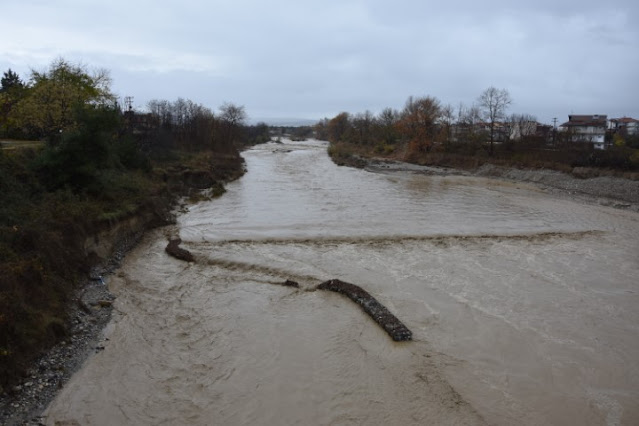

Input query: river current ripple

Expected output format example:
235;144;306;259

45;139;639;425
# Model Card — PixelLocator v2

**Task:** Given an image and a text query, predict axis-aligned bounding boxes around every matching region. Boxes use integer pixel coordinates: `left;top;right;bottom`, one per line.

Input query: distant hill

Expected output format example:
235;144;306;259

249;118;318;127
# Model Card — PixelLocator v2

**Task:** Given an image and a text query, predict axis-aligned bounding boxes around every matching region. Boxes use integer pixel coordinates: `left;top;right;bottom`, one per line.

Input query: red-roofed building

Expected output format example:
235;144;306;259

609;117;639;137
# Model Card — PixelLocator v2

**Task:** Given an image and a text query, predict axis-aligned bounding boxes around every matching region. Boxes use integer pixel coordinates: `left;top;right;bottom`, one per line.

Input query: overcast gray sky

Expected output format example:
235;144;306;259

2;0;637;124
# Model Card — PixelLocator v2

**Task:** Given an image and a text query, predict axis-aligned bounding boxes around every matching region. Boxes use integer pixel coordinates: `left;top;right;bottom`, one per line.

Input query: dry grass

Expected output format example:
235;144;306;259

329;140;639;179
0;140;44;151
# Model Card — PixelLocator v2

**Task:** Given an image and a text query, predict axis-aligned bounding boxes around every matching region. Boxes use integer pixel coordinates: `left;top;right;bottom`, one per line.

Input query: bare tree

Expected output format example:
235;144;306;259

376;107;400;145
216;102;246;151
507;113;537;142
146;98;217;152
440;104;454;147
478;87;512;155
219;102;246;127
455;103;482;143
352;110;375;145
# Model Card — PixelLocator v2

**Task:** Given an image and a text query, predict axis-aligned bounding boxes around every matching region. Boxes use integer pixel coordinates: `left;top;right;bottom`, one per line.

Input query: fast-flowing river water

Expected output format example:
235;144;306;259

45;139;639;425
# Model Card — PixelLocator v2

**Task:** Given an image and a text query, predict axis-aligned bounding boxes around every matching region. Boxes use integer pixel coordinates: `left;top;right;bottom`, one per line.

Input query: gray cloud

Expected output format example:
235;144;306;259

1;0;637;123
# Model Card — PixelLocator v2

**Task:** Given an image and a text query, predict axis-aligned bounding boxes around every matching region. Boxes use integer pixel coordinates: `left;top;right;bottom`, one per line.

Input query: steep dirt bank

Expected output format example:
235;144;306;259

344;156;639;211
0;157;245;426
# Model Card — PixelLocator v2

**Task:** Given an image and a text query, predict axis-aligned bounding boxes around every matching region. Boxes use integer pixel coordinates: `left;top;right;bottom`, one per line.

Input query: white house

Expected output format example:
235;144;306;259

609;117;639;137
559;115;607;149
508;120;553;141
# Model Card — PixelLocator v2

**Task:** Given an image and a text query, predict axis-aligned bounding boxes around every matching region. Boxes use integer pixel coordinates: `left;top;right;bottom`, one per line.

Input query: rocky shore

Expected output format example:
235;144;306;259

0;231;141;426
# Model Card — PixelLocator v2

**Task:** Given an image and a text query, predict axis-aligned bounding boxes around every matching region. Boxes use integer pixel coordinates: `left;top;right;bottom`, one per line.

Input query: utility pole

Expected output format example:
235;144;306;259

552;117;557;145
124;96;133;112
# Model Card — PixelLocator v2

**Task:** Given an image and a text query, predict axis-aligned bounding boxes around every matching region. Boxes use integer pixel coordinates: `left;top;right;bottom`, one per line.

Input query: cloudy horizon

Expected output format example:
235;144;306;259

2;0;637;125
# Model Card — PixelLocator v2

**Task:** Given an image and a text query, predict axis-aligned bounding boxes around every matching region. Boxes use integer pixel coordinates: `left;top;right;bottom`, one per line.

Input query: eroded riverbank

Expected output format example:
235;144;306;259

36;140;639;425
0;151;245;426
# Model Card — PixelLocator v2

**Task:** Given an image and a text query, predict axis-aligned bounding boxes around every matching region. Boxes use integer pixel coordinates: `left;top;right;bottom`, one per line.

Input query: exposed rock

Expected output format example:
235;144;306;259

282;279;300;288
318;279;412;342
332;154;368;169
0;277;115;426
76;299;92;315
165;238;195;263
0;216;143;425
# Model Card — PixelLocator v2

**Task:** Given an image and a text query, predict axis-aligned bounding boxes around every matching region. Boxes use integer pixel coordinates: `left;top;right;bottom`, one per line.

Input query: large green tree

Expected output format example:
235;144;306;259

12;58;114;143
0;69;24;93
0;69;27;138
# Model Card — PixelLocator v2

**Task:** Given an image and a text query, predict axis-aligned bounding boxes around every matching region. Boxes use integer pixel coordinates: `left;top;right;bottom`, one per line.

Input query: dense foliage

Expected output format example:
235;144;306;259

0;59;267;387
0;105;160;385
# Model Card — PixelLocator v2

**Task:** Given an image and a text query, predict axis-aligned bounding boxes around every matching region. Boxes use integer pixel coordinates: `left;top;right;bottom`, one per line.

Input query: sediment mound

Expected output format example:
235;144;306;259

165;238;195;262
318;279;412;342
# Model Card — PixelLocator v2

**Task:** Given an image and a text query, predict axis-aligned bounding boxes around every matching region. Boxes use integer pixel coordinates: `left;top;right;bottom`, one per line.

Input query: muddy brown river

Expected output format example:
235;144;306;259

45;139;639;425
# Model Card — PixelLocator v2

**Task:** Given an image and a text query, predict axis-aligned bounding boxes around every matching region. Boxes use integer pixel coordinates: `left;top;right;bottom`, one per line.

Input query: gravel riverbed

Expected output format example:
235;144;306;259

0;231;143;426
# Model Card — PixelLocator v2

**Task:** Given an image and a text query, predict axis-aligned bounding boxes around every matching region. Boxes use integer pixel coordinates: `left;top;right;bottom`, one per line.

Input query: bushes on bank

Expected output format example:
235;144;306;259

0;105;242;387
328;135;639;176
1;149;89;385
1;60;253;388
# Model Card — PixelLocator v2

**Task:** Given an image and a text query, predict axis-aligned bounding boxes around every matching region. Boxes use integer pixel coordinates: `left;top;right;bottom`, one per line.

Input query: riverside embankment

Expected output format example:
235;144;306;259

40;139;638;425
0;151;245;426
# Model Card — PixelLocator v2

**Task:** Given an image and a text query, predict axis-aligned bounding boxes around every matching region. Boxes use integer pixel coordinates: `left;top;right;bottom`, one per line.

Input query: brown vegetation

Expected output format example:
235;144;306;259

319;92;639;177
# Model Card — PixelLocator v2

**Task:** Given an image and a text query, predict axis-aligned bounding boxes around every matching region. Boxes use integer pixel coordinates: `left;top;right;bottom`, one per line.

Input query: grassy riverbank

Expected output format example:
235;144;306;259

1;59;255;392
0;142;244;391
